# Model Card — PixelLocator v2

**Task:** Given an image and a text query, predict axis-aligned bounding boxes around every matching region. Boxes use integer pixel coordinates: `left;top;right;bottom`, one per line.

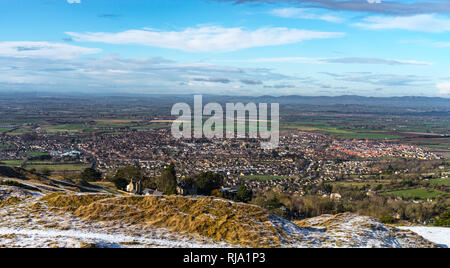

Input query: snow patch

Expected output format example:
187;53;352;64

397;226;450;248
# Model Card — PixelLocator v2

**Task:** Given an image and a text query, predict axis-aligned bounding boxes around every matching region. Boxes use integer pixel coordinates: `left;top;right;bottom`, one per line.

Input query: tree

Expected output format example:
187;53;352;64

318;182;332;194
435;211;450;227
192;172;224;196
112;177;129;191
141;176;158;190
265;196;283;211
114;166;145;181
111;166;146;191
157;163;177;195
236;182;253;203
79;168;102;182
40;168;52;176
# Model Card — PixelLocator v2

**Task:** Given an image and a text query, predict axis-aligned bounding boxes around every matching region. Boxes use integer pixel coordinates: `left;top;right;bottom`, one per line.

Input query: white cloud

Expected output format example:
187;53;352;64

223;56;432;66
437;82;450;95
321;57;432;66
271;8;344;23
0;54;296;94
0;42;101;60
66;26;345;52
435;42;450;47
67;0;81;3
355;14;450;32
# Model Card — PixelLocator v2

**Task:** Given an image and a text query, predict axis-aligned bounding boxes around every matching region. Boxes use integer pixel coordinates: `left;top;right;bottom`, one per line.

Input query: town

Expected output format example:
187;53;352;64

0;124;442;195
0;93;448;229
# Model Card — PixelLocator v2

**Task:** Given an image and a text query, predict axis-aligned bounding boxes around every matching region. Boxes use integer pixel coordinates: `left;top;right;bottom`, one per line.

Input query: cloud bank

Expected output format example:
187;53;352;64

355;14;450;33
221;0;450;15
437;82;450;95
270;7;344;23
225;56;432;66
0;42;101;60
66;26;345;52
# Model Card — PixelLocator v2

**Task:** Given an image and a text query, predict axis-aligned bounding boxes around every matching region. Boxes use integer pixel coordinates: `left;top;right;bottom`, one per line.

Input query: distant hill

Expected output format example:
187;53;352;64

201;95;450;109
1;92;449;108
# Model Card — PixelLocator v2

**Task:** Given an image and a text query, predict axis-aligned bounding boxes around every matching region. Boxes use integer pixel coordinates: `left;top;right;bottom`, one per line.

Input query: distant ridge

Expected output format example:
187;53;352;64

0;91;449;108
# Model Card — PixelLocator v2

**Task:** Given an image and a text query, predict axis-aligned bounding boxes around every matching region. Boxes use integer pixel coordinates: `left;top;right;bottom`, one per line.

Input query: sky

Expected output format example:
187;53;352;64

0;0;449;97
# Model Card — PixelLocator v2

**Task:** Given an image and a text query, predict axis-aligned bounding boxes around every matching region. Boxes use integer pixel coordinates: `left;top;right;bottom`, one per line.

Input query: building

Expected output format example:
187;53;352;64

176;182;198;196
126;180;142;195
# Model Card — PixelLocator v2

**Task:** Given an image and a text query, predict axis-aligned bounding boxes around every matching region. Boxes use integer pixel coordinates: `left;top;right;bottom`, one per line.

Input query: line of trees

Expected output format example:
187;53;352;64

106;164;253;202
251;189;449;226
110;164;177;195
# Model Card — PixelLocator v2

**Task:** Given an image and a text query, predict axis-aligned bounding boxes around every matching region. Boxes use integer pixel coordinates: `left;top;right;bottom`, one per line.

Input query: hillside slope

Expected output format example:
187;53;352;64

0;166;105;193
0;185;440;248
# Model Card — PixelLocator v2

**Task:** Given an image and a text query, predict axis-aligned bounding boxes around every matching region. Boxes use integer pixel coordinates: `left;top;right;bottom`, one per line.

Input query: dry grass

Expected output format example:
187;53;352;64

0;197;22;208
42;193;293;247
41;193;114;212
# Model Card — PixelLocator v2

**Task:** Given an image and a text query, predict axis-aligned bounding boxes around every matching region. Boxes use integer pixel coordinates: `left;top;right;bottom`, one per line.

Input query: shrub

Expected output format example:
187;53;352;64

190;172;223;196
434;211;450;227
114;166;145;181
157;163;177;195
40;168;52;176
380;215;397;224
79;168;102;182
236;182;253;203
112;177;128;190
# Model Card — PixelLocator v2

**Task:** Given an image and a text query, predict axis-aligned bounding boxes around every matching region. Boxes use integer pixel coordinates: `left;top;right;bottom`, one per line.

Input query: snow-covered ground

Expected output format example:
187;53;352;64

0;227;231;248
0;186;233;248
397;227;450;248
0;186;443;248
290;213;438;248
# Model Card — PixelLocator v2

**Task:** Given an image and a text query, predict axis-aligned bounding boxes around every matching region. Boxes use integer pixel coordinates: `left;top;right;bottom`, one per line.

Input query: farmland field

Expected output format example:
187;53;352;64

25;163;90;171
0;160;23;166
26;152;50;157
380;188;448;200
240;175;292;181
0;159;88;171
429;178;450;186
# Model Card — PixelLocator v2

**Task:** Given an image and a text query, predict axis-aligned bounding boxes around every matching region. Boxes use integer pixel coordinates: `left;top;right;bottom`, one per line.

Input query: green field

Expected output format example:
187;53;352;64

25;164;89;171
0;128;13;133
240;175;292;181
37;120;171;134
280;121;404;140
429;178;450;186
44;124;89;133
26;152;50;157
131;123;170;130
0;159;88;171
6;126;34;135
325;180;392;188
0;160;24;166
380;188;448;200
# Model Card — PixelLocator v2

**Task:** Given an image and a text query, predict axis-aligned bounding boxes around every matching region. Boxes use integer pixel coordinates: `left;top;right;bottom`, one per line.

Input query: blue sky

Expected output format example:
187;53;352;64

0;0;449;97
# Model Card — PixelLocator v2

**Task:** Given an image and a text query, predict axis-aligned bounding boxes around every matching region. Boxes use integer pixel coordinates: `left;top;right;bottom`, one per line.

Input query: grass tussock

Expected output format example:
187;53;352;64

0;196;22;208
42;193;294;247
41;193;114;212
